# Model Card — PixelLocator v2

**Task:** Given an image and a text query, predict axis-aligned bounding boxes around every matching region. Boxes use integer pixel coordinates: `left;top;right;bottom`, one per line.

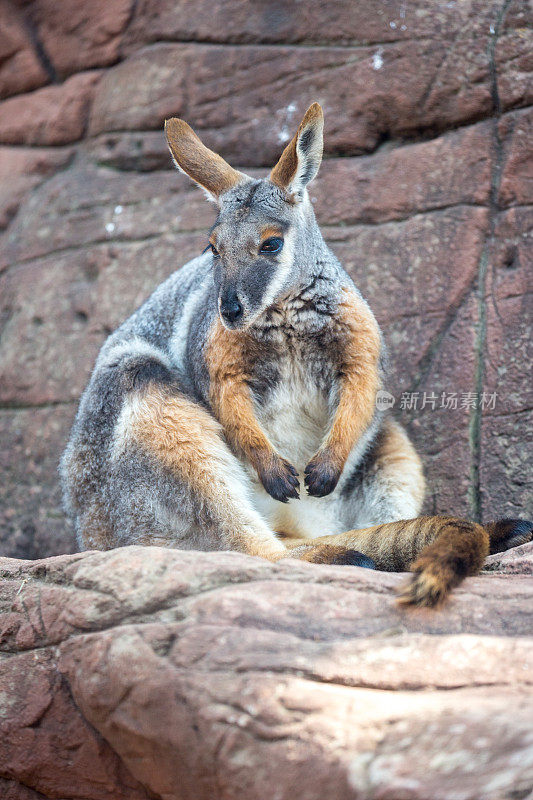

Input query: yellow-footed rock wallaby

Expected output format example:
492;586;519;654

61;104;532;606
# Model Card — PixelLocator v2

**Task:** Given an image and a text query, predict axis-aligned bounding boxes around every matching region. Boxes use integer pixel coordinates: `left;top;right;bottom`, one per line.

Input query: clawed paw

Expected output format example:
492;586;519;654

258;455;300;503
304;450;341;497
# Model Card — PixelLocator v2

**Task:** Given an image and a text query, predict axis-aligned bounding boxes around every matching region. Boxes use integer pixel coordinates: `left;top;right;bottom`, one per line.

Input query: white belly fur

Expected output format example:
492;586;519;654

247;370;347;539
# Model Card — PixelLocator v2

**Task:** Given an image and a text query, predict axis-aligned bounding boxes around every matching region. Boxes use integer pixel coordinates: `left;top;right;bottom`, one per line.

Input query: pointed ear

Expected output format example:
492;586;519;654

270;103;324;199
165;118;247;202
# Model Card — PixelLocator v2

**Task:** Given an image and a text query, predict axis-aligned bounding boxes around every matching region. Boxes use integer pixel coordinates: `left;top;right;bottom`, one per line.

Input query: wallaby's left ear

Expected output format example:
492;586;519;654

270;102;324;199
165;118;247;202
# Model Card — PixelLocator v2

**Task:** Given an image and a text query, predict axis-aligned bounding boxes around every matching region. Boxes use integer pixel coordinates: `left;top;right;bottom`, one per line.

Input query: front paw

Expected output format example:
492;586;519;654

304;450;341;497
257;454;300;503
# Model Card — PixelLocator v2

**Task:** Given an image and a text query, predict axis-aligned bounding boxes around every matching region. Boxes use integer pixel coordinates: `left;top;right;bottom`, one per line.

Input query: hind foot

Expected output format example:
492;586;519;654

287;543;375;569
486;518;533;554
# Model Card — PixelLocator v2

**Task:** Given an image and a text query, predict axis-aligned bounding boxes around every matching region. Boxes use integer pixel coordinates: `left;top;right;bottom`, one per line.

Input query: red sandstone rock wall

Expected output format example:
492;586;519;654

0;0;531;558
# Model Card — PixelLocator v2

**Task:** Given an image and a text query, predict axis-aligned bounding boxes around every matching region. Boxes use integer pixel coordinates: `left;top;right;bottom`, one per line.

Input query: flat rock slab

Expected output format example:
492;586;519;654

1;543;532;799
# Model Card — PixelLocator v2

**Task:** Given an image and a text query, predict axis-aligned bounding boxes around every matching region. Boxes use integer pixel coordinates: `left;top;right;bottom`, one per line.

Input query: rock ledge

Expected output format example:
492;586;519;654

1;544;532;799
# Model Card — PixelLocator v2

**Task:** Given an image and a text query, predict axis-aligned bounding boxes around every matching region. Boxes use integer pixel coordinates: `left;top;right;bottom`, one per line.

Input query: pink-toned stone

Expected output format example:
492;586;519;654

0;175;41;231
0;145;74;236
498;107;533;207
125;0;530;74
328;207;488;378
25;0;133;77
91;0;531;164
87;129;172;171
479;206;533;521
0;546;532;799
0;71;101;146
483;207;533;415
311;122;493;225
125;0;477;47
0;649;150;799
0;145;73;258
0;0;49;99
0;145;74;181
88;40;494;163
495;0;533;111
485;540;533;573
0;406;76;560
0;161;212;268
0;777;48;799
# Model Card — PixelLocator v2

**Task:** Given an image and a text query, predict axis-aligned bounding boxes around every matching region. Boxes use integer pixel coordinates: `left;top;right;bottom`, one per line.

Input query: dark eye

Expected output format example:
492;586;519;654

202;243;219;257
260;237;283;254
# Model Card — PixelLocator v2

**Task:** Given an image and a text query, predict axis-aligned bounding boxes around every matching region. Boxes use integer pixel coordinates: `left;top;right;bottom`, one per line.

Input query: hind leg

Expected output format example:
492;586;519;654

112;382;291;558
65;374;287;559
338;417;426;530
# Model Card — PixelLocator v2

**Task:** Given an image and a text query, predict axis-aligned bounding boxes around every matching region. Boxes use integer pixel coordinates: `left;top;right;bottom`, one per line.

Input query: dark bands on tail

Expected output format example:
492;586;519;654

279;516;532;608
395;517;532;607
396;518;489;607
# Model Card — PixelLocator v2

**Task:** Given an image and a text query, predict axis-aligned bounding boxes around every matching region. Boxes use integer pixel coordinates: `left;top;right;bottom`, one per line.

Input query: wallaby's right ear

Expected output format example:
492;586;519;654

165;118;247;202
270;103;324;199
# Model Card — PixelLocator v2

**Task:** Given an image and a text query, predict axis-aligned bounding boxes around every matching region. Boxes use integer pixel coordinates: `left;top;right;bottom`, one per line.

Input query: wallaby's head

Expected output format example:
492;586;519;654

165;103;325;330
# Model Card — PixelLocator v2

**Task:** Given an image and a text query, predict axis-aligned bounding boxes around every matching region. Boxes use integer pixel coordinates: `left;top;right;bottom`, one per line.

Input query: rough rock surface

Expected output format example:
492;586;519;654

0;0;532;558
0;543;532;800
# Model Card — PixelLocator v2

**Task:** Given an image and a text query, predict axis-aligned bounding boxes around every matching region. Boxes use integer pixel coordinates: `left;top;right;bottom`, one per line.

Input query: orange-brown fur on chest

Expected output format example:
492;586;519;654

205;319;270;460
205;319;300;502
322;287;381;465
205;288;381;499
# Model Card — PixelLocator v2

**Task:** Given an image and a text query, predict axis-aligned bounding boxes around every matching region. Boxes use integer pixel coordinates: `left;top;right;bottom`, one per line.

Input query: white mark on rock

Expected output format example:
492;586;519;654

449;724;467;735
490;24;495;34
105;222;115;234
372;48;384;70
390;20;397;29
277;102;298;143
114;205;123;215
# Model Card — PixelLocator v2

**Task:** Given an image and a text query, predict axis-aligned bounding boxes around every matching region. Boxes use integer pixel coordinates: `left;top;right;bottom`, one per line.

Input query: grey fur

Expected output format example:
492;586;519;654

61;114;424;553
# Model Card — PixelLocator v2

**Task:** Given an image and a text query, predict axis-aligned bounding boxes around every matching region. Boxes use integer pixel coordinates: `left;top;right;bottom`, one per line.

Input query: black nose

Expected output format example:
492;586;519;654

220;291;243;324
